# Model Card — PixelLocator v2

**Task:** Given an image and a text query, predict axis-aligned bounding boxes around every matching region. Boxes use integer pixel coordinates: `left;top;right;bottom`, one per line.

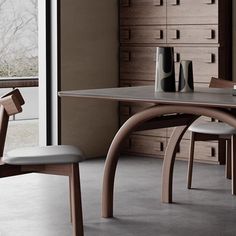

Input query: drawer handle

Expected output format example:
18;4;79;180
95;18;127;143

120;29;130;40
155;30;163;39
174;53;180;62
153;0;163;6
211;147;216;157
203;53;214;63
171;0;180;5
120;51;131;62
203;0;215;4
120;0;130;7
204;29;215;39
160;142;164;152
169;29;180;39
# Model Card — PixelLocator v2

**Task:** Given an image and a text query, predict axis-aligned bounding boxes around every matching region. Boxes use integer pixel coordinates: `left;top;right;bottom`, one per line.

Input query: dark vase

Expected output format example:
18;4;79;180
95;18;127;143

178;60;194;92
155;47;176;92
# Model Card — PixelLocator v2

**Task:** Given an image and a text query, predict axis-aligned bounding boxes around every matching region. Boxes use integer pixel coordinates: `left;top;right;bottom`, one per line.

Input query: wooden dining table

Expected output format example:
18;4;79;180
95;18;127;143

59;85;236;218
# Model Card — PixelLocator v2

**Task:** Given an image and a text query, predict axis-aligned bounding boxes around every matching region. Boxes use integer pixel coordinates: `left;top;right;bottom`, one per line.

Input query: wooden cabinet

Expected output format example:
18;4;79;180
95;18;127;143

166;0;218;24
120;26;166;44
176;140;219;163
123;134;167;157
174;47;219;84
120;47;156;81
167;25;218;44
119;0;232;163
120;0;166;25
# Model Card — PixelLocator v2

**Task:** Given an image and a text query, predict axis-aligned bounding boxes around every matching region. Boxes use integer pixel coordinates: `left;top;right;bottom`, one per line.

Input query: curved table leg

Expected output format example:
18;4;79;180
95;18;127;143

102;105;236;218
161;126;192;203
102;106;197;218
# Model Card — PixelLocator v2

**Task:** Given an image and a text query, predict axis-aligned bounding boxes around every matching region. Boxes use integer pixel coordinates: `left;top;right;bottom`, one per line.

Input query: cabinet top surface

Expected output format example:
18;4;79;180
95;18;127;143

59;86;236;109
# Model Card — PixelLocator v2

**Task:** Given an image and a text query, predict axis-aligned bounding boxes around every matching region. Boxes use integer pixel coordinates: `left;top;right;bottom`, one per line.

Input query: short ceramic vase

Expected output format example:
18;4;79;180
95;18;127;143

178;60;194;92
155;47;176;92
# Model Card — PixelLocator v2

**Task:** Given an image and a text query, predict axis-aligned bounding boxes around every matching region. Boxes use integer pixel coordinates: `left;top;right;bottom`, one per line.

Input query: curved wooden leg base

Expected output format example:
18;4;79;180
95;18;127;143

102;105;236;217
162;125;196;203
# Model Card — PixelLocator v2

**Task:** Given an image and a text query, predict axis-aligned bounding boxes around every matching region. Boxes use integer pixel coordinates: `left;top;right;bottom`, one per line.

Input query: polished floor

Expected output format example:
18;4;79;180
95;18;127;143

0;156;236;236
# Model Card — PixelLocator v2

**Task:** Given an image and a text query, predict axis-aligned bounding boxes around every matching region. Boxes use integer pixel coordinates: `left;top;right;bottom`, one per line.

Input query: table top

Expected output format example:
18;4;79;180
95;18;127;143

59;85;236;109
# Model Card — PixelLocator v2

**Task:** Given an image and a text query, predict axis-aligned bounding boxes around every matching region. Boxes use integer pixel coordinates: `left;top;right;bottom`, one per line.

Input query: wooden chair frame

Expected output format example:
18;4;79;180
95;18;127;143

0;89;83;236
187;77;236;195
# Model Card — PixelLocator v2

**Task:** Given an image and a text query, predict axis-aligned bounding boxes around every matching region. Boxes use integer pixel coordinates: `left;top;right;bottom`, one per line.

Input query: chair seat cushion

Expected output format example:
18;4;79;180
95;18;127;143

189;121;236;135
2;145;85;165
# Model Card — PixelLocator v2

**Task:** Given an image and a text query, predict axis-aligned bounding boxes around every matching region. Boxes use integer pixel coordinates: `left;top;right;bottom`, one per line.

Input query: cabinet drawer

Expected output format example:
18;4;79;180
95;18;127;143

124;134;166;157
120;0;166;25
167;25;218;44
174;47;218;83
167;0;218;25
120;47;156;81
121;26;166;44
120;80;154;87
176;139;218;162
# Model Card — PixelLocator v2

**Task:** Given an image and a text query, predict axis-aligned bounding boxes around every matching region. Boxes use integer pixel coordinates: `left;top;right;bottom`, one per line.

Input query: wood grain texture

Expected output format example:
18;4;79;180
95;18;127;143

120;0;166;25
0;78;38;88
118;0;232;162
0;89;84;235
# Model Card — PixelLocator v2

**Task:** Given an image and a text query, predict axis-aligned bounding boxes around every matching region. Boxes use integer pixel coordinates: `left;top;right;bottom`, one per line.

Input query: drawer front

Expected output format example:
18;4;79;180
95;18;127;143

120;47;156;81
120;26;166;44
167;0;218;25
174;47;218;83
120;0;166;25
120;80;154;87
123;134;166;157
176;139;218;162
134;129;167;137
167;25;218;44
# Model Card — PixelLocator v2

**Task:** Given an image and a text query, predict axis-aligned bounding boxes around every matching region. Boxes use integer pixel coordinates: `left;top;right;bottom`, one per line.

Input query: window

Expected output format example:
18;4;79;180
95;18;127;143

0;0;38;77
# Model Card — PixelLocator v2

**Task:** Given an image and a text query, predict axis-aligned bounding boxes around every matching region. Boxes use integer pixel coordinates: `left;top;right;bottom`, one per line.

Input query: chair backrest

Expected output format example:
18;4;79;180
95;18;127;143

0;89;24;159
209;77;236;88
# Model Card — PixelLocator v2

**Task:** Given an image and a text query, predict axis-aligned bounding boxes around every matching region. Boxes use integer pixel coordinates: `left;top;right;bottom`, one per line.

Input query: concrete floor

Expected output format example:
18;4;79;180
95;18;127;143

0;156;236;236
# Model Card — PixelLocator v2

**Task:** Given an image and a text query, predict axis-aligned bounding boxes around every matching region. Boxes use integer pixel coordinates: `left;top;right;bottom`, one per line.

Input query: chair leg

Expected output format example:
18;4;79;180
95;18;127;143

187;132;195;189
69;175;73;223
218;139;227;165
231;135;236;195
226;139;232;179
70;163;84;236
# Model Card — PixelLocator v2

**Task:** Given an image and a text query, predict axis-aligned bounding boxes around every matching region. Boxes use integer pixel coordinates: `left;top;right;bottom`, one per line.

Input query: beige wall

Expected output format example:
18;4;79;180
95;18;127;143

60;0;119;157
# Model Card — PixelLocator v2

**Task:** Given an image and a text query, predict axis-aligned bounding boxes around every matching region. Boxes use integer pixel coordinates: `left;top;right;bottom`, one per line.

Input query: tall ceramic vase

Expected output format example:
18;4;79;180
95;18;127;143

155;47;176;92
178;60;194;92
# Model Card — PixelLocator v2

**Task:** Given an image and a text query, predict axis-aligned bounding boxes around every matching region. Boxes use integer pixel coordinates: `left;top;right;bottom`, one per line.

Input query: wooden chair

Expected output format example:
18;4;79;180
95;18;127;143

0;89;84;236
187;77;236;195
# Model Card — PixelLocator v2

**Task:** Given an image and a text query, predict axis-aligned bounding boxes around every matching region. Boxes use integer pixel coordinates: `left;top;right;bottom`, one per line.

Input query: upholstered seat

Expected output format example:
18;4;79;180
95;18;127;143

189;122;236;136
3;145;84;165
